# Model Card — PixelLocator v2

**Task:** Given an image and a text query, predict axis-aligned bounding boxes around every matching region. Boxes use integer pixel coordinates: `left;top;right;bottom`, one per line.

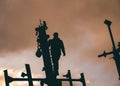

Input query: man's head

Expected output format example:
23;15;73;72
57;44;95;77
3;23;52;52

53;32;59;38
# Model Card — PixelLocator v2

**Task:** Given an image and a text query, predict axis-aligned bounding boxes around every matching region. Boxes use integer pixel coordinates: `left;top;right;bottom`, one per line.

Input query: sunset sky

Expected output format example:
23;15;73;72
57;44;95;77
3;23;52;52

0;0;120;86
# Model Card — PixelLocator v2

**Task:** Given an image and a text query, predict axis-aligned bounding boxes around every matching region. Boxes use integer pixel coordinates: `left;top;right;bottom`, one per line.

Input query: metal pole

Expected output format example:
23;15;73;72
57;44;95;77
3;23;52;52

4;70;10;86
80;73;86;86
25;64;34;86
104;19;116;49
35;21;57;86
104;19;120;79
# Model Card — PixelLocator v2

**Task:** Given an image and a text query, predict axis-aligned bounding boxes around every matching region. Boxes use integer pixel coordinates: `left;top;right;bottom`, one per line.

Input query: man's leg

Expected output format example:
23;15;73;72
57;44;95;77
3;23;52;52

52;56;59;76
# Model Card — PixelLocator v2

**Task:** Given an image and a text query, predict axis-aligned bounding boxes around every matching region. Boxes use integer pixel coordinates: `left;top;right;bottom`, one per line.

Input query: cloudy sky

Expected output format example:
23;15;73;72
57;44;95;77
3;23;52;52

0;0;120;86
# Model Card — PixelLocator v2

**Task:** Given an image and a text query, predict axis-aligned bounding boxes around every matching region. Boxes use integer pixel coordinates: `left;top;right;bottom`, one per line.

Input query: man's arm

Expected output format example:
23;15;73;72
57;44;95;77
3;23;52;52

60;40;66;56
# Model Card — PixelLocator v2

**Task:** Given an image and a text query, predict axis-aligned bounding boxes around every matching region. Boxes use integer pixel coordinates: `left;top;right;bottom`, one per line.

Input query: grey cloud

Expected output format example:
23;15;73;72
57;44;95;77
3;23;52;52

0;0;120;53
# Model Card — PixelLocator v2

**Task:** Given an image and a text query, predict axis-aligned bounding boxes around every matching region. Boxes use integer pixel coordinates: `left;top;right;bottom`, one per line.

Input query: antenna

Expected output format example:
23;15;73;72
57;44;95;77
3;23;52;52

4;20;87;86
98;19;120;80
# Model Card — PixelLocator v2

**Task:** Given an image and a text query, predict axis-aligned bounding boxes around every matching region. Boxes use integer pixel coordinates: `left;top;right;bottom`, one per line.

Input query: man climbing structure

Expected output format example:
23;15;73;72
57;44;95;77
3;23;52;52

49;32;66;76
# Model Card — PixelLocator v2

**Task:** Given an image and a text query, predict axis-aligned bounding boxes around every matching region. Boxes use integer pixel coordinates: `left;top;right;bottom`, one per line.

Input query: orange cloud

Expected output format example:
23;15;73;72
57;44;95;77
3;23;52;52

0;0;120;86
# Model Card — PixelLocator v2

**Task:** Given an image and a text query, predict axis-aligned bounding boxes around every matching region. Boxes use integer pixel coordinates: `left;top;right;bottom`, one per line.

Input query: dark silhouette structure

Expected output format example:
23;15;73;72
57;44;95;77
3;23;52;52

4;64;47;86
98;19;120;80
4;64;34;86
49;32;66;76
35;20;56;86
4;65;86;86
3;20;86;86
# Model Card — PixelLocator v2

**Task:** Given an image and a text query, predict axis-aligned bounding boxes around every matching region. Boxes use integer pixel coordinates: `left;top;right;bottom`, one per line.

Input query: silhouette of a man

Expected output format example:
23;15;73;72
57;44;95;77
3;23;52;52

49;32;66;76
